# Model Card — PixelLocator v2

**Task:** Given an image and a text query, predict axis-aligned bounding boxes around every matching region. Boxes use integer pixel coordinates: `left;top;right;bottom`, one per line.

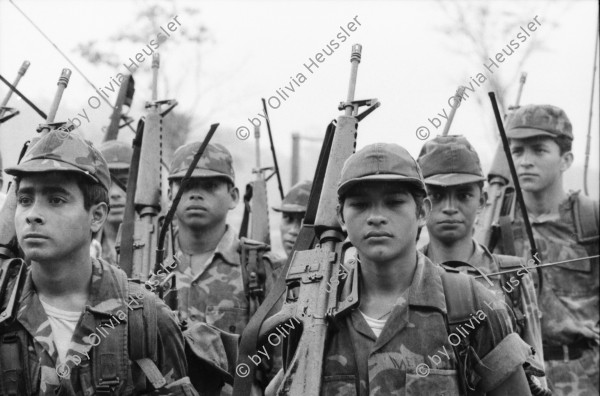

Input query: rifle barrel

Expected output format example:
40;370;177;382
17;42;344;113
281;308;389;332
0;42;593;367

0;60;30;115
442;86;466;136
344;44;362;116
46;68;72;123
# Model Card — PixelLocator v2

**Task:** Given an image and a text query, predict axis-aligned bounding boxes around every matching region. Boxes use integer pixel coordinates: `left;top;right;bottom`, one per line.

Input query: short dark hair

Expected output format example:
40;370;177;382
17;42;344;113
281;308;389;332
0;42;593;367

15;171;109;211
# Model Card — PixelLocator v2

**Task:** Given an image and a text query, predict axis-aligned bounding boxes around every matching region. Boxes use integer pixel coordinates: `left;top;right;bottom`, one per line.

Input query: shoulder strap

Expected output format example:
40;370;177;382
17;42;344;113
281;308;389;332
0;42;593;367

127;281;167;392
574;193;599;244
439;268;480;395
0;322;31;395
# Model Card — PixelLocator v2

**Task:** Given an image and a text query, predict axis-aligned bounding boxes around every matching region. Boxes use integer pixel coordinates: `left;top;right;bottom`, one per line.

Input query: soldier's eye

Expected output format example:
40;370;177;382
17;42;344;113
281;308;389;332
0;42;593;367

17;196;32;205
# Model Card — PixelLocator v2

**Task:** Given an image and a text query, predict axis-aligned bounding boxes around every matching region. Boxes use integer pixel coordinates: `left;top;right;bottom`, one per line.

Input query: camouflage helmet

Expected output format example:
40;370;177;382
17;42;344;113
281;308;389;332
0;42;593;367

5;130;111;191
338;143;426;198
417;135;486;187
169;142;235;184
273;180;312;213
99;140;133;170
506;104;573;140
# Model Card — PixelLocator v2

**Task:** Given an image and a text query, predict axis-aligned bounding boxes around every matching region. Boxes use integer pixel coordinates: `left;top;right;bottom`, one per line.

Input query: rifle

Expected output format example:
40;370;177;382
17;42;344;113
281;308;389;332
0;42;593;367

239;124;273;316
442;86;466;136
233;44;380;395
102;74;135;142
0;61;30;124
474;73;527;253
584;22;599;196
116;53;177;279
0;68;72;327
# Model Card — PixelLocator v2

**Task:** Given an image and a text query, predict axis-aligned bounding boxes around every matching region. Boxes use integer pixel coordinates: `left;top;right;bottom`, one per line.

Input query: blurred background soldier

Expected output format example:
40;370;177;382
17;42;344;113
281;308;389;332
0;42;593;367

495;104;599;395
272;179;312;258
95;140;133;264
418;135;547;391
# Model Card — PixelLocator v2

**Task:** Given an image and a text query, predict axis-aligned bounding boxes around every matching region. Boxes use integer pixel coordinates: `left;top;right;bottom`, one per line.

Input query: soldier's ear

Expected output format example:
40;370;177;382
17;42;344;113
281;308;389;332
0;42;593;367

336;203;347;232
90;202;108;233
417;197;431;228
228;185;239;210
560;151;574;172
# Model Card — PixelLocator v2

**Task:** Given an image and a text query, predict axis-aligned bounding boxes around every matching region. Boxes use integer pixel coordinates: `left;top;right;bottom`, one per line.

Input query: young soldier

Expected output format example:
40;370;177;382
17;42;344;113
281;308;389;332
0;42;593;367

272;180;312;257
417;135;547;389
1;130;197;395
321;143;533;395
168;142;277;334
96;140;133;264
495;104;599;395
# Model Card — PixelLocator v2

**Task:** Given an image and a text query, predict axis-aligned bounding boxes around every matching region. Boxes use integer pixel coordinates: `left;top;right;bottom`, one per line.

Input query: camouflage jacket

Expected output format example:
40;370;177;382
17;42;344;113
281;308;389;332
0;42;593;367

173;225;283;336
493;191;599;346
321;252;533;395
0;258;196;395
421;240;546;385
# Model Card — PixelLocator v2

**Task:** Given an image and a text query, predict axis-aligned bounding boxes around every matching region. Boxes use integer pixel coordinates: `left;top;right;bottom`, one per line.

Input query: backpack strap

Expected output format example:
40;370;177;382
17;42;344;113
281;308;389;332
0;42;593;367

127;281;167;393
494;254;526;334
573;192;599;245
439;267;479;395
0;322;31;396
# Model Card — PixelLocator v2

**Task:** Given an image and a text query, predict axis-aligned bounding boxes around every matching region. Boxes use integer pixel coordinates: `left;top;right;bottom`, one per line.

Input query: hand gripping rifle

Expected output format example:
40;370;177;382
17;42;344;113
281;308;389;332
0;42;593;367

116;53;177;279
233;44;380;395
102;74;135;142
0;61;30;124
474;73;527;255
0;68;72;327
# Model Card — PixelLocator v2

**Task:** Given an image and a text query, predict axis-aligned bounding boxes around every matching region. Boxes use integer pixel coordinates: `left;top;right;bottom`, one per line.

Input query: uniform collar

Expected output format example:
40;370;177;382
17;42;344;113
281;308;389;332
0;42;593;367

407;251;446;313
337;251;446;316
174;224;241;268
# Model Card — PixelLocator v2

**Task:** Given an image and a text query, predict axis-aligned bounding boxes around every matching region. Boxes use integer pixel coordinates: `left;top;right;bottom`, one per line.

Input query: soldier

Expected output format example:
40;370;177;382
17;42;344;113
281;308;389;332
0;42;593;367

494;104;599;395
0;130;197;395
417;135;547;389
318;143;533;395
272;180;312;257
96;140;133;264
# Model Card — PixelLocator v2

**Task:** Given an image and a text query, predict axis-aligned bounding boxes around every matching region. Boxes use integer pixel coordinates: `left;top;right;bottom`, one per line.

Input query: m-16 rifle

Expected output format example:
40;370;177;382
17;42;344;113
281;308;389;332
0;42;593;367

117;53;177;279
0;68;72;327
233;44;380;395
0;61;30;124
474;72;527;254
103;74;135;142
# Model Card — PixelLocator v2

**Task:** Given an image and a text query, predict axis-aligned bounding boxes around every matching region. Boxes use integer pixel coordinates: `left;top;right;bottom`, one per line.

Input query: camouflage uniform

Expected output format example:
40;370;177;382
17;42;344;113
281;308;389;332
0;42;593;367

2;258;195;395
320;143;533;395
2;130;197;395
494;105;599;395
168;142;282;335
416;135;546;386
323;252;532;396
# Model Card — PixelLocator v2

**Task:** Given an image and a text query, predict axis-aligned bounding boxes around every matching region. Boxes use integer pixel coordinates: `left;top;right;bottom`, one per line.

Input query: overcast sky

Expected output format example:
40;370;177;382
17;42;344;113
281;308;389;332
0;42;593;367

1;0;598;253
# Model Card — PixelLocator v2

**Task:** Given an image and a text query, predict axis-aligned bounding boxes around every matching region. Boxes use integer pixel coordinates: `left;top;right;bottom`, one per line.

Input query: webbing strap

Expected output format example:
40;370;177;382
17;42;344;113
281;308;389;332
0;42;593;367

574;193;599;244
0;331;27;395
